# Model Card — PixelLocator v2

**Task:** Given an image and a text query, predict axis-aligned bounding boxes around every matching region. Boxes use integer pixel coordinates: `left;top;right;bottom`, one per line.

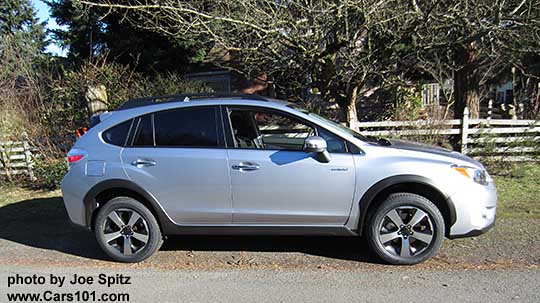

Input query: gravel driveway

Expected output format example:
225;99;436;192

1;195;539;302
2;265;539;302
0;196;538;270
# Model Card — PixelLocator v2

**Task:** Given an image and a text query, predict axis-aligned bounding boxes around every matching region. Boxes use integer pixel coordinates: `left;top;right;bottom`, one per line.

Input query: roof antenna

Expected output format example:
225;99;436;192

183;96;190;102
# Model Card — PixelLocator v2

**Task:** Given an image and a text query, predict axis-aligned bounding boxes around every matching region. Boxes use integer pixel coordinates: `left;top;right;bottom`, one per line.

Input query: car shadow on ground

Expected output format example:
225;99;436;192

0;197;380;264
0;197;108;260
161;236;379;263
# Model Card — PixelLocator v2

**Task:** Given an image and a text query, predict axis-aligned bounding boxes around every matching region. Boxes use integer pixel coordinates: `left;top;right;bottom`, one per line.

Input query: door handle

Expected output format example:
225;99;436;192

232;162;260;171
131;159;156;167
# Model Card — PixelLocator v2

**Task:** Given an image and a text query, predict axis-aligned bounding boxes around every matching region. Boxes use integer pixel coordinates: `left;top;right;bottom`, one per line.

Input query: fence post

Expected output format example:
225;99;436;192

461;107;469;154
22;132;35;181
487;99;492;126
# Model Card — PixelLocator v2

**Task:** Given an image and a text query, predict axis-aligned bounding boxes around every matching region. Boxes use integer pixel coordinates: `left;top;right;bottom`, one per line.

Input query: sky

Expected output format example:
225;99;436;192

31;0;68;56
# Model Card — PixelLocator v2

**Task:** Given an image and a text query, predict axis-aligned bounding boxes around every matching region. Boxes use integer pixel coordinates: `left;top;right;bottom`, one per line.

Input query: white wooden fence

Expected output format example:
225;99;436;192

1;107;539;180
355;107;540;161
0;133;38;180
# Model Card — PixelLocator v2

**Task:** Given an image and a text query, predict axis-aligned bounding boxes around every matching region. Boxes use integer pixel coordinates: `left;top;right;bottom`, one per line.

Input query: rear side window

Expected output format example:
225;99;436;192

102;119;132;146
133;114;154;147
154;107;218;147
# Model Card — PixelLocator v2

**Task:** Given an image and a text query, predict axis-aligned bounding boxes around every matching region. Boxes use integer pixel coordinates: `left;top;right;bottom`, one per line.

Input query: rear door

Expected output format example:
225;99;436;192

225;106;356;225
121;105;232;224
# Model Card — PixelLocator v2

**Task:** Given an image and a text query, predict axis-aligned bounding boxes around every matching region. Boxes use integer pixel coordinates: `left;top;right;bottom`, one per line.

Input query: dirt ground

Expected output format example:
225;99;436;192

0;193;538;272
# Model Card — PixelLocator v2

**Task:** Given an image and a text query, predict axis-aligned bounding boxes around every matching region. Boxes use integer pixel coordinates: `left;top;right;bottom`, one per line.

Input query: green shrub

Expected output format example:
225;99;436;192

391;86;423;121
139;72;211;104
44;57;213;137
44;60;145;136
32;158;67;190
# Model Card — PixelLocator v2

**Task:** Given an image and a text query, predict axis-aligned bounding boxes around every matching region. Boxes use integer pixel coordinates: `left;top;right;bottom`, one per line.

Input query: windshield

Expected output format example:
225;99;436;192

287;104;391;145
309;113;368;140
287;104;367;139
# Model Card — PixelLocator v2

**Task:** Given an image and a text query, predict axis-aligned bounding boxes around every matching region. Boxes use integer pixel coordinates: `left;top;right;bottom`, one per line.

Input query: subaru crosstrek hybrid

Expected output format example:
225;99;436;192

61;94;497;264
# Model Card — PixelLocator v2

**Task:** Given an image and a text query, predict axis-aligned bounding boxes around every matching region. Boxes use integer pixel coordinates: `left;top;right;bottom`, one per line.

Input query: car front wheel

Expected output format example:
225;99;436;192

94;197;163;263
366;193;445;265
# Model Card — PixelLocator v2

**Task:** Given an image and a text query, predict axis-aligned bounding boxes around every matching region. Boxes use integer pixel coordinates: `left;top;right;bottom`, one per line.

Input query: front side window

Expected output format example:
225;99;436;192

154;107;218;147
229;109;315;151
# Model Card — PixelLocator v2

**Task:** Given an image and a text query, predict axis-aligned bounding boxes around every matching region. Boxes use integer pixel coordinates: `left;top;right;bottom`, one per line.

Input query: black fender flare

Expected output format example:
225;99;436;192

83;179;177;233
356;175;456;235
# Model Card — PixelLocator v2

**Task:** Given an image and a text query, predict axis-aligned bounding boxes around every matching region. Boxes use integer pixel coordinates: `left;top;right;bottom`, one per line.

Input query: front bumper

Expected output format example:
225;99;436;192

447;181;497;238
448;220;495;239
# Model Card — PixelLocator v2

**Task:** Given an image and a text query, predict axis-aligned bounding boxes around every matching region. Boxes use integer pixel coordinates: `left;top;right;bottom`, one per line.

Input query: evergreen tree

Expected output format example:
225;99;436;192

47;0;203;74
0;0;47;56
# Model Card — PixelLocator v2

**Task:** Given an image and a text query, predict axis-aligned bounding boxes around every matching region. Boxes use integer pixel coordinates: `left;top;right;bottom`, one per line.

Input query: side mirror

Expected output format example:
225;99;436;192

303;136;331;163
304;136;327;153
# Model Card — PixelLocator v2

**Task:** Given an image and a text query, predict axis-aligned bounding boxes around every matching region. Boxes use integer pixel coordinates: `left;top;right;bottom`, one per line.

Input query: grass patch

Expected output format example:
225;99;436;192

489;163;540;219
0;186;60;207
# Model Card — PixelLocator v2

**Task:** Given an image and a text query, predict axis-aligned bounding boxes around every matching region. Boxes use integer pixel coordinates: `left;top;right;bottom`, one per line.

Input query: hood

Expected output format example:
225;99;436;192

386;139;483;167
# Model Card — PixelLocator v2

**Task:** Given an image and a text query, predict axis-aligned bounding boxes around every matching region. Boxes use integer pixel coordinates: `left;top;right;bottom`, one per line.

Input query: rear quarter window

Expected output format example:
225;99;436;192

102;119;133;146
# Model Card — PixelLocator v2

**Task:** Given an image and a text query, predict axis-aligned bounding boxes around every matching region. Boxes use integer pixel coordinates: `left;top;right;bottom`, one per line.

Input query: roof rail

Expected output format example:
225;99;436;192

117;93;269;110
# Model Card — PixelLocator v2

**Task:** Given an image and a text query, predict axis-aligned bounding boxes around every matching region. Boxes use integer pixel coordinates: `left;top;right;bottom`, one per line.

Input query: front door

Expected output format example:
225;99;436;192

225;107;356;225
121;106;232;224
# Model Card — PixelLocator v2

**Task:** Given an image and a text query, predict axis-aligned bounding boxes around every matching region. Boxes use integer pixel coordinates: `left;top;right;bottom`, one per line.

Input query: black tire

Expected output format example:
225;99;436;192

94;197;163;263
366;193;445;265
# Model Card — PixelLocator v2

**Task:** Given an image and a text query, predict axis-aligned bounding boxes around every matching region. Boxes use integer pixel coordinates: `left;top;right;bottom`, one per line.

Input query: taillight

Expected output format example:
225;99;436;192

67;149;87;164
67;154;84;163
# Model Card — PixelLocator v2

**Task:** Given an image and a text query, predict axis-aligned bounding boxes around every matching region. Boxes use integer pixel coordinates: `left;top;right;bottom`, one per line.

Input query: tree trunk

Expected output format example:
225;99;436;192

453;48;480;119
340;102;359;128
529;81;540;119
466;80;480;119
316;52;361;128
333;85;360;129
85;85;108;118
342;85;360;129
453;70;480;119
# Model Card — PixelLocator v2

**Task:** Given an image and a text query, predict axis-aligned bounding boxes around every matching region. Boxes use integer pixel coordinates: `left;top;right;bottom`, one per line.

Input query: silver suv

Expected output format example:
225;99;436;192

61;94;497;264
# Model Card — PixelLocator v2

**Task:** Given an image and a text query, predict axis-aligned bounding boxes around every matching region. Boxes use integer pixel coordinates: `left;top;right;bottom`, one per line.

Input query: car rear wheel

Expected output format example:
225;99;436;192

94;197;163;263
366;193;445;265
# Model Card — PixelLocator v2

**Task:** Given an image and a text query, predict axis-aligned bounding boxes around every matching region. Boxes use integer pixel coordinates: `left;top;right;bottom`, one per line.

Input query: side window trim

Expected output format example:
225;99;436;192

123;118;135;147
151;113;156;147
214;106;225;148
223;105;354;154
127;105;225;149
128;115;155;147
222;106;236;148
217;105;229;148
128;117;141;147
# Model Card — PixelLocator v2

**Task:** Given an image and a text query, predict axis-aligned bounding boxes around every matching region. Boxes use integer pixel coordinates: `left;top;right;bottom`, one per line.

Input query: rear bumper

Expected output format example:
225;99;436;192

447;181;497;238
61;174;88;228
61;162;95;228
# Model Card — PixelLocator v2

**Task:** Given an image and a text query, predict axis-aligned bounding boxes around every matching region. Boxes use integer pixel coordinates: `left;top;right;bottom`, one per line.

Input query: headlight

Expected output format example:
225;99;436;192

452;165;490;185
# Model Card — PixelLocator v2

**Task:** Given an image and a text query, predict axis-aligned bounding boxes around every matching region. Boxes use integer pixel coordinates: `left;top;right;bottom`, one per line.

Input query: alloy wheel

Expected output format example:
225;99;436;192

377;206;435;258
102;208;149;255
